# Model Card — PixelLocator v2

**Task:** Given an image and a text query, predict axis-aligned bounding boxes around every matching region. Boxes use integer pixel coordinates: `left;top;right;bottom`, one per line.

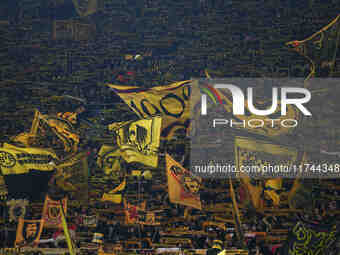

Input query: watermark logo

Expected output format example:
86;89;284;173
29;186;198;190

201;84;312;116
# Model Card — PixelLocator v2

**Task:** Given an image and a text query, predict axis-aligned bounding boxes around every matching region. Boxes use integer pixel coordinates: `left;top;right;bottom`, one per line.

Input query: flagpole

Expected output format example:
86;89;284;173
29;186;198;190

228;178;246;249
59;200;76;255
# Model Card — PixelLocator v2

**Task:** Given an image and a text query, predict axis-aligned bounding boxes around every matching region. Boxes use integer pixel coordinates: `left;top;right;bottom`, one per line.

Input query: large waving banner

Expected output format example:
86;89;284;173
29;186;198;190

37;110;79;154
281;221;339;255
110;116;162;168
234;136;298;209
42;195;67;228
234;136;299;178
15;218;44;247
166;154;202;210
0;143;57;175
107;81;191;139
286;14;340;81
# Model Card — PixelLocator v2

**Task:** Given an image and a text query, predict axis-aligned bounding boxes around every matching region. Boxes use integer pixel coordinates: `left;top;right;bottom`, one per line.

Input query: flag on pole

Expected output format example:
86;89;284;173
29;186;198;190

286;15;340;81
42;195;67;228
107;81;191;139
234;136;298;210
166;154;202;210
15;218;44;247
111;116;162;168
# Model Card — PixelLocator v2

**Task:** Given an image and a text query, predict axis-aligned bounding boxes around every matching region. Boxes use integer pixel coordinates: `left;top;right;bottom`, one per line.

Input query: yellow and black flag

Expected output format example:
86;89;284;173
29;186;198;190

0;143;57;175
107;81;191;139
166;154;202;210
280;221;339;255
0;143;58;201
15;218;44;247
97;145;122;176
234;136;298;210
37;110;79;154
138;211;160;226
42;195;67;228
101;178;126;204
110;116;162;168
7;199;29;222
286;14;340;81
124;200;146;225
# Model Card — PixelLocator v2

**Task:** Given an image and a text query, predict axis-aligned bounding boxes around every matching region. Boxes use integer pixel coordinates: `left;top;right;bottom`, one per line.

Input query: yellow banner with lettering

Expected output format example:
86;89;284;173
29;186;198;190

0;144;57;175
107;81;191;140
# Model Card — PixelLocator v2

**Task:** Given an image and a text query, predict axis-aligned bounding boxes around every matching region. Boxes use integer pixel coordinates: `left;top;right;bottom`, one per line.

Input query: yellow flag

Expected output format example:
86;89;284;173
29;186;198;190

15;218;44;247
0;144;57;175
101;193;123;204
38;110;79;154
107;81;191;139
286;15;340;81
11;133;36;147
97;145;122;175
57;151;87;170
113;116;162;168
101;179;126;203
124;200;146;224
234;136;298;210
42;195;67;228
166;154;202;210
264;179;283;206
138;211;160;226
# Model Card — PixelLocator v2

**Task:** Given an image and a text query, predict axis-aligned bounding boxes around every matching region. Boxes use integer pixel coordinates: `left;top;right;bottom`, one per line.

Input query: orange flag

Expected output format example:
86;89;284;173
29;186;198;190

166;154;202;210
